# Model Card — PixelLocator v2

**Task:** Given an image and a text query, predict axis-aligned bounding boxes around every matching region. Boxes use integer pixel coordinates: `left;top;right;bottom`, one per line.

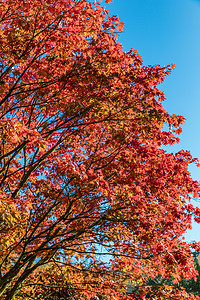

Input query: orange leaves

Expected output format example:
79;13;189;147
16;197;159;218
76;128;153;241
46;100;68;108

171;63;176;70
116;22;125;32
99;0;113;3
0;0;199;299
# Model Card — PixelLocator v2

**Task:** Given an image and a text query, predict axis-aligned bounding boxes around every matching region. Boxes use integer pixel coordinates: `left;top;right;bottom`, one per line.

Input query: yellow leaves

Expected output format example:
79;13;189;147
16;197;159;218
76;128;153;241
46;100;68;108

82;30;98;40
88;97;96;104
0;1;197;299
39;140;48;152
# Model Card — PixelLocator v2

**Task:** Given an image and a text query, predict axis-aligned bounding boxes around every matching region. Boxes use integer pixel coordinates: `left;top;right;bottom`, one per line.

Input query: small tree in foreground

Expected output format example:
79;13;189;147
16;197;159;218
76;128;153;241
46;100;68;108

0;0;200;299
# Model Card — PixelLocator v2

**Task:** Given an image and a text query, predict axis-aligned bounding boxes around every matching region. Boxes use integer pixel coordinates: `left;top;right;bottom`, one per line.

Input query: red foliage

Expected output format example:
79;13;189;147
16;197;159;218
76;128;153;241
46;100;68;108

0;0;199;299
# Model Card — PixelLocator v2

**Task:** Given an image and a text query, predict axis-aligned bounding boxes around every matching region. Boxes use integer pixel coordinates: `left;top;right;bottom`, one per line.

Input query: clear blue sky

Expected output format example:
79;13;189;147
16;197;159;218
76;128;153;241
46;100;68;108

102;0;200;242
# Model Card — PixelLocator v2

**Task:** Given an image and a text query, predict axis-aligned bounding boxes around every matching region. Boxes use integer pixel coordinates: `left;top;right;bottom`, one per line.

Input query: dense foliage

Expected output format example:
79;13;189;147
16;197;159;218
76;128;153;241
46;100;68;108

137;256;200;299
0;0;200;299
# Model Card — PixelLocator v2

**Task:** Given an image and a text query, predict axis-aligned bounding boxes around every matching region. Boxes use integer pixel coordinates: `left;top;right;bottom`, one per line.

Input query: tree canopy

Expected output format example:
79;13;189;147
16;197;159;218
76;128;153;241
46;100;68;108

0;0;200;299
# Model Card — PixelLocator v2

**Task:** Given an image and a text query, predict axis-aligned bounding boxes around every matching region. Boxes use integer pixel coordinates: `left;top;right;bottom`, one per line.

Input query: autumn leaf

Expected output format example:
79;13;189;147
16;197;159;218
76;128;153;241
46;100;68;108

116;22;125;32
0;0;199;299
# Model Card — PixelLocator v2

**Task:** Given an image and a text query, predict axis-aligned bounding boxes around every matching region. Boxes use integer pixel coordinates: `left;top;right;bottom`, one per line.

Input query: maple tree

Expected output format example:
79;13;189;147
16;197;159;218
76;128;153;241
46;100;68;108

0;0;200;299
